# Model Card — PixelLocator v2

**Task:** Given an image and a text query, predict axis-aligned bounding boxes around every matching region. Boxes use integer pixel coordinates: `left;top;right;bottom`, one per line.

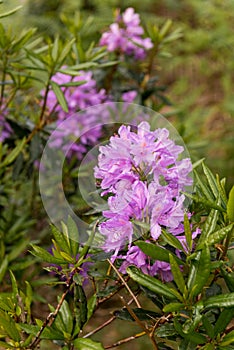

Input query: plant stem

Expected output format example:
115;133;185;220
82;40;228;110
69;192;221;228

104;331;146;349
107;259;141;308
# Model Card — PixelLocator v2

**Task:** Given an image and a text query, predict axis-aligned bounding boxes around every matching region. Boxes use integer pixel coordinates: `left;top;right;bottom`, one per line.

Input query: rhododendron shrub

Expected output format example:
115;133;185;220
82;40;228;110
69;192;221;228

0;3;234;350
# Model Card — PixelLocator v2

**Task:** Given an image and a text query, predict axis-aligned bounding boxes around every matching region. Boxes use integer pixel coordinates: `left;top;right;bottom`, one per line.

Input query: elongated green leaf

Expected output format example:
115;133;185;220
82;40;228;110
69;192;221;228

173;318;206;344
136;241;184;265
52;36;59;62
74;284;87;329
127;266;177;300
0;5;22;18
204;293;234;309
1;138;26;167
184;213;192;251
87;295;97;321
0;256;8;283
202;315;214;339
216;174;228;205
20;323;64;340
163;302;185;313
67;216;79;257
74;338;104;350
197;224;234;250
202;163;219;198
182;192;225;212
0;311;21;342
51;224;70;255
114;307;160;321
60;80;86;87
59;38;75;63
198;208;219;246
30;244;66;264
50;81;68;112
169;254;186;295
214;307;234;336
187;244;210;298
0;341;15;349
221;267;234;292
194;169;214;201
219;330;234;347
161;230;184;251
55;299;73;335
227;186;234;222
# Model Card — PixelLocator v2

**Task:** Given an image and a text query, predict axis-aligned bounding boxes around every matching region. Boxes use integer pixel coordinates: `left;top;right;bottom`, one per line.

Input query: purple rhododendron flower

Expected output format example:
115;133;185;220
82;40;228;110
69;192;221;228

41;70;108;159
44;70;107;120
95;121;193;280
100;7;153;59
0;114;12;142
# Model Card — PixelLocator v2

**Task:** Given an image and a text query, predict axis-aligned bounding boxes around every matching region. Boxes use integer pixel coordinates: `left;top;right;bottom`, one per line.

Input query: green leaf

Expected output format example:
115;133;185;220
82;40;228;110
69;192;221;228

163;302;185;313
214;307;234;336
187;244;210;298
114;307;160;321
74;284;87;329
0;311;21;342
0;341;15;349
1;138;26;168
67;216;79;257
87;295;97;322
202;315;214;339
173;318;206;344
50;81;68;113
182;192;225;212
227;186;234;222
219;330;234;346
221;267;234;292
74;338;104;350
51;224;71;255
161;230;184;251
0;5;22;18
9;271;18;298
198;208;219;246
60;80;86;88
55;299;73;335
169;254;186;295
202;163;219;198
59;38;76;63
197;224;234;250
30;244;66;264
155;324;177;337
52;36;59;62
194;169;214;201
136;241;184;265
127;266;177;300
184;213;192;252
20;323;64;340
203;293;234;309
0;256;8;283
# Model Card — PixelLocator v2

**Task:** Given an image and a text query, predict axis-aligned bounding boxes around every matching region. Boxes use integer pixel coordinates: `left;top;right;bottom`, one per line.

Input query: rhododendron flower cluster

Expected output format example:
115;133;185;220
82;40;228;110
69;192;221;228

94;121;193;280
100;7;153;59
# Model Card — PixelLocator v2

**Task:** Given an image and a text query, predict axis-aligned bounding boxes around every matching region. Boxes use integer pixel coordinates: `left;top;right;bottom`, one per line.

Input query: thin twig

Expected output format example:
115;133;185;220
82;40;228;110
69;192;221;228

119;295;159;350
107;259;141;308
104;331;146;349
84;315;116;339
84;296;137;339
29;273;74;349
